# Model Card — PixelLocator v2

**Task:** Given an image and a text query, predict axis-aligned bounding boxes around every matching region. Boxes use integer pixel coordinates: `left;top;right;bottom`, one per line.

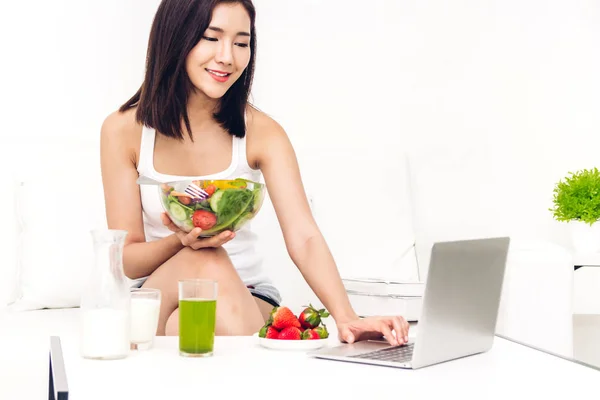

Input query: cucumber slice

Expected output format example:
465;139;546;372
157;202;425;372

169;198;194;212
209;190;225;212
168;202;189;222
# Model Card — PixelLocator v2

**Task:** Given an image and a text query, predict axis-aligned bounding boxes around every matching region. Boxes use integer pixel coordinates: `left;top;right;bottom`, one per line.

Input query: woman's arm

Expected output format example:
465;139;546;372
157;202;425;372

250;110;409;345
100;111;185;279
250;113;358;324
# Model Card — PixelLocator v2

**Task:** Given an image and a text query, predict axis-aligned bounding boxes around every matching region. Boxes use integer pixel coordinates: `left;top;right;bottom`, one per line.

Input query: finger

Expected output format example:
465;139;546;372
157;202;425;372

339;326;356;344
161;213;177;231
161;212;175;227
206;231;235;247
189;230;233;249
396;317;409;344
160;212;170;224
183;228;202;247
165;222;180;234
401;318;410;343
379;321;398;346
161;213;185;235
194;229;232;242
189;235;204;249
391;317;405;344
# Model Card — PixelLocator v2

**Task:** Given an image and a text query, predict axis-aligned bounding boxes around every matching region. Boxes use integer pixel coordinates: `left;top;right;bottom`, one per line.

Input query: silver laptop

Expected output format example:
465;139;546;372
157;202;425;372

309;237;510;369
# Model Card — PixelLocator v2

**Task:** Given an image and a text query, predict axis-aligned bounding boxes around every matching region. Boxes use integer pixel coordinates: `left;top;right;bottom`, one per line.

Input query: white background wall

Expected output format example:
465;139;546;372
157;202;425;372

1;0;600;311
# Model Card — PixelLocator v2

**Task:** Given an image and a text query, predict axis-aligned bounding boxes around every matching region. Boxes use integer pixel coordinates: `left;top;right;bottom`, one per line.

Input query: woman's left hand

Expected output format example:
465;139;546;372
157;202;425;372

337;316;410;346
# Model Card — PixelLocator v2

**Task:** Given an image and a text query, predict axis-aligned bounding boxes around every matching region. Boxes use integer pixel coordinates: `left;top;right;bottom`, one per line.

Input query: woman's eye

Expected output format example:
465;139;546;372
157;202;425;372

202;36;248;48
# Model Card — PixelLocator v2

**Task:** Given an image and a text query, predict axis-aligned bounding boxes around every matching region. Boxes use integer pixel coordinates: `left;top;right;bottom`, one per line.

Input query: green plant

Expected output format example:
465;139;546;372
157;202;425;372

549;167;600;225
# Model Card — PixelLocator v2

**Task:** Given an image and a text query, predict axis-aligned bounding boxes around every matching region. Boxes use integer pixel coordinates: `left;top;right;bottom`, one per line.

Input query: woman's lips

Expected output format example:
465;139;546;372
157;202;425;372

206;69;231;83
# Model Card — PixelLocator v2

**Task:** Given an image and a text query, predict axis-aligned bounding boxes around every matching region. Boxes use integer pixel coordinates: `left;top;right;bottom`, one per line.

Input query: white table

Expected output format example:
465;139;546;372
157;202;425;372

4;329;599;400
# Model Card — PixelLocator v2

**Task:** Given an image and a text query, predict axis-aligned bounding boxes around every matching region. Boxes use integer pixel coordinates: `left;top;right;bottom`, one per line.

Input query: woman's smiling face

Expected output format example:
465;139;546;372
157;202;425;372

185;2;252;100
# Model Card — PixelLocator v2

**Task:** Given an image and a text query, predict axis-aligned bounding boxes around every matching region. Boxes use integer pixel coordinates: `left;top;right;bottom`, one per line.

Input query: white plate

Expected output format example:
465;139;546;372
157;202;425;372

254;333;330;351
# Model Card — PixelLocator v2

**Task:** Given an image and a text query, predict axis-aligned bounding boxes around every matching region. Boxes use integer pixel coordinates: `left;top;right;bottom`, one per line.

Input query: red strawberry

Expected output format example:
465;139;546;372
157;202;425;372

271;306;301;330
299;309;319;329
192;210;217;230
278;326;302;340
298;304;330;329
265;326;279;339
301;329;320;340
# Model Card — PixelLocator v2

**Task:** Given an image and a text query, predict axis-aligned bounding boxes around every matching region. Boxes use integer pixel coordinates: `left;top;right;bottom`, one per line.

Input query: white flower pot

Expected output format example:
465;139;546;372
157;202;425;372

568;220;600;254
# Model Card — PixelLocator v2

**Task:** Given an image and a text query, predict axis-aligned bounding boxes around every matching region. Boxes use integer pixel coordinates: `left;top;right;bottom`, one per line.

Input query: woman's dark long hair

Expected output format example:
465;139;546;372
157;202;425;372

119;0;257;140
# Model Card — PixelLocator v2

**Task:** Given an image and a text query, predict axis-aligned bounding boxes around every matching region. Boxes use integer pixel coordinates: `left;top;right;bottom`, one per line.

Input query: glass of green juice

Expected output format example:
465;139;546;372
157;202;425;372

178;279;218;357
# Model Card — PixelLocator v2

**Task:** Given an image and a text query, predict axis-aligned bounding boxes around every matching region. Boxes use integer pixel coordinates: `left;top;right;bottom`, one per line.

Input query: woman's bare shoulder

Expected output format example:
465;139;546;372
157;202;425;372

245;105;293;169
101;107;142;142
245;105;286;139
100;107;143;162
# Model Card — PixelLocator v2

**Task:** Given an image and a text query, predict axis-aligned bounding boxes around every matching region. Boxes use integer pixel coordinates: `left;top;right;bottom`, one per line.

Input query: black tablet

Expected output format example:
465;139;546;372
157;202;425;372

49;336;68;400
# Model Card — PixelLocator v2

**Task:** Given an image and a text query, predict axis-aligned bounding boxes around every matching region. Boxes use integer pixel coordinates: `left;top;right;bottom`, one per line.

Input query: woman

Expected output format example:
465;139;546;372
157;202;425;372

100;0;409;346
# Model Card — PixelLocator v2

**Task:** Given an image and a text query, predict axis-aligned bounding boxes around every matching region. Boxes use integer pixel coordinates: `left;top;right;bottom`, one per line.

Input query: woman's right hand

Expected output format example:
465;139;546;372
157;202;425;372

161;212;235;249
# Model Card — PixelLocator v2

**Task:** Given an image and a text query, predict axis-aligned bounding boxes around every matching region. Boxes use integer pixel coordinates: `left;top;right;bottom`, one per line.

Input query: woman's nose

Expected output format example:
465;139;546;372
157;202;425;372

214;42;233;65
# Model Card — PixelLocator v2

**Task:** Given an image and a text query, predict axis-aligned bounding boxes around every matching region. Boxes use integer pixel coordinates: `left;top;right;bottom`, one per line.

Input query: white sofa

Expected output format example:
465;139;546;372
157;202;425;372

0;137;574;359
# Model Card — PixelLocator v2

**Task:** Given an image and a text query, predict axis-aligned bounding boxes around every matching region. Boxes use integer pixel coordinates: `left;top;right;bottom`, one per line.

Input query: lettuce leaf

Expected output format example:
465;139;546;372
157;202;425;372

198;189;254;235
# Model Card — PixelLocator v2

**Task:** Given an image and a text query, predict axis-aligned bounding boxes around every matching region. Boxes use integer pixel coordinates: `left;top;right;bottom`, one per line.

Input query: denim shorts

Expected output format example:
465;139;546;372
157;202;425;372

246;284;281;308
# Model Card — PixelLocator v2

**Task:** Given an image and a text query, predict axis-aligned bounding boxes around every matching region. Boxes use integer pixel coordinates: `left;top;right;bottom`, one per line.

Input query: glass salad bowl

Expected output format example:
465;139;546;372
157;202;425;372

159;178;265;237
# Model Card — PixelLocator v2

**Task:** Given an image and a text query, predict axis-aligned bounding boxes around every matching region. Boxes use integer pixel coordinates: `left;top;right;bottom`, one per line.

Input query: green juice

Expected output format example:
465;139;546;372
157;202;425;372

179;298;217;356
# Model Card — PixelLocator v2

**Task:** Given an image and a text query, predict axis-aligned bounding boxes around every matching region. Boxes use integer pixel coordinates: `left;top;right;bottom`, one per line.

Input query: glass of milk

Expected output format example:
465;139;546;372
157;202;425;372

130;288;161;350
81;229;131;360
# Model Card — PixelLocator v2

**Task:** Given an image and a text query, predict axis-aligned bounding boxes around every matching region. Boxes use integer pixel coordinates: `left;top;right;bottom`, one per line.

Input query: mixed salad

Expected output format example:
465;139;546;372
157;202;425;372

160;178;264;237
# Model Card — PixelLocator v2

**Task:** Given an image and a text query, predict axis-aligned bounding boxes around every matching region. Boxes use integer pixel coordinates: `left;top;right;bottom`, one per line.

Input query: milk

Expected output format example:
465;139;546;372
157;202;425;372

130;297;161;347
81;308;130;360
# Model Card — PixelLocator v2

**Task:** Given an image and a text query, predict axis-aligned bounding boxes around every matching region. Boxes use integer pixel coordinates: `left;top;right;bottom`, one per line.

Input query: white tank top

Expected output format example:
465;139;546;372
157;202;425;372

136;124;271;288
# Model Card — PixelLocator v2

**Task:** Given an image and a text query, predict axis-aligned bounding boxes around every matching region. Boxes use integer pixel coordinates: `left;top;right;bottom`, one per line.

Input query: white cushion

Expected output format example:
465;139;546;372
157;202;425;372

8;138;107;310
407;145;516;279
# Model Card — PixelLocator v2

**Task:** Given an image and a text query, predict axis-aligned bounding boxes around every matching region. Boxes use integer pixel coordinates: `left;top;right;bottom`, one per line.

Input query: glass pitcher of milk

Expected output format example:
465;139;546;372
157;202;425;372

80;229;131;360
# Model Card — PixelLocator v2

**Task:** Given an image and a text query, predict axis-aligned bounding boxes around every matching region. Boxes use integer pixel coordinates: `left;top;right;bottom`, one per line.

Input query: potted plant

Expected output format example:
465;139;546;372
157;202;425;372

550;167;600;253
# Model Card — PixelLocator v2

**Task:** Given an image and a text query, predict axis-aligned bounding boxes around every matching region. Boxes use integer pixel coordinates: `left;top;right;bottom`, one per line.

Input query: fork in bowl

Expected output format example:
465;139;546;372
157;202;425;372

136;176;209;200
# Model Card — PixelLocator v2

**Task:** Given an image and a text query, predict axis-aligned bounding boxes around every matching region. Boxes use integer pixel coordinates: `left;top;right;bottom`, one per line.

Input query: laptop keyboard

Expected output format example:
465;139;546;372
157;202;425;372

349;343;415;363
